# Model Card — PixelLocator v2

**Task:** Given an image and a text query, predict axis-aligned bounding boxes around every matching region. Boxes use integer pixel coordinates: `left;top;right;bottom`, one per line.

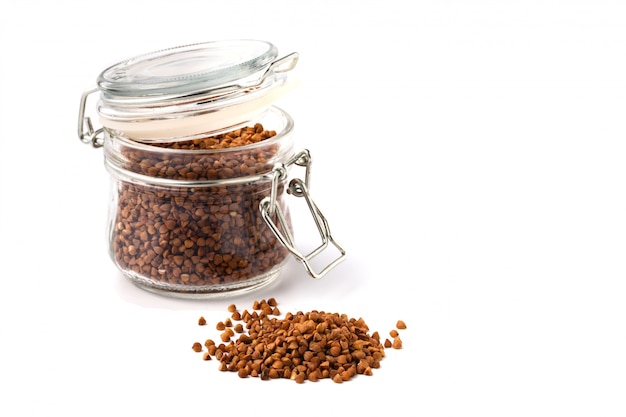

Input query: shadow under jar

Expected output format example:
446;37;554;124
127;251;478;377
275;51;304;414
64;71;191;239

78;40;345;298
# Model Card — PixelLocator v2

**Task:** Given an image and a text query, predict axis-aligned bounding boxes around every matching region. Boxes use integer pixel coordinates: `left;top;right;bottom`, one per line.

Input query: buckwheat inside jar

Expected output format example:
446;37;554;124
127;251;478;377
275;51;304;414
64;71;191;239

105;107;295;297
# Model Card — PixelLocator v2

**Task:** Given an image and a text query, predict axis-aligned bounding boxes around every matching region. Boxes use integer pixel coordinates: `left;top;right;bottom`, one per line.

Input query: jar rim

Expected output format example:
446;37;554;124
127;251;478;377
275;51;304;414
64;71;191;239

103;106;295;188
104;105;294;155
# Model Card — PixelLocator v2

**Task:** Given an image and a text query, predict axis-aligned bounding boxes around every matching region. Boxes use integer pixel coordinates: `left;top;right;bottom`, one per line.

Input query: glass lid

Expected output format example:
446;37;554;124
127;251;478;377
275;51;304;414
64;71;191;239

92;40;299;140
97;40;279;98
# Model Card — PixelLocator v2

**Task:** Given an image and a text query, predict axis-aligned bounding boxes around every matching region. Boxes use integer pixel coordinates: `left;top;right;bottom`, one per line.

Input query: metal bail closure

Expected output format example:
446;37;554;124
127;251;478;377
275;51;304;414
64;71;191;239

260;150;346;279
77;87;105;148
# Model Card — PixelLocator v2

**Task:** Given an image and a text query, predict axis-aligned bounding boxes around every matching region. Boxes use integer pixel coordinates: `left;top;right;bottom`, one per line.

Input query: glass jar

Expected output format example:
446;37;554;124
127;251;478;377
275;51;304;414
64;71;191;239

78;40;345;298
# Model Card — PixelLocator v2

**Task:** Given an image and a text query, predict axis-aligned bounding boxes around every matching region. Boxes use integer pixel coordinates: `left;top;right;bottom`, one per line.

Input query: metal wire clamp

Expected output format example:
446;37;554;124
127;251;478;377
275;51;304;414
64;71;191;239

260;150;346;279
77;88;105;148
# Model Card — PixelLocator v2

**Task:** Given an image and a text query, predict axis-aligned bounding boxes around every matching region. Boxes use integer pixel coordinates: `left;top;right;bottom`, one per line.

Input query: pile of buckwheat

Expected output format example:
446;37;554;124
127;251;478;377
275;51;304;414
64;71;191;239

192;298;406;383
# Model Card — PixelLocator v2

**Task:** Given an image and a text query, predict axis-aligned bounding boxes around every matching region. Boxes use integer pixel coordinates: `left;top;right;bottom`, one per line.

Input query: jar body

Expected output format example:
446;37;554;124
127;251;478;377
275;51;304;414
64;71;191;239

103;107;294;298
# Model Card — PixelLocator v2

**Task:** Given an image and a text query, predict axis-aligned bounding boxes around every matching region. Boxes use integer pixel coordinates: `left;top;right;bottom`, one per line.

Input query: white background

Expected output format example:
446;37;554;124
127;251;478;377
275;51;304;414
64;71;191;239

1;1;625;415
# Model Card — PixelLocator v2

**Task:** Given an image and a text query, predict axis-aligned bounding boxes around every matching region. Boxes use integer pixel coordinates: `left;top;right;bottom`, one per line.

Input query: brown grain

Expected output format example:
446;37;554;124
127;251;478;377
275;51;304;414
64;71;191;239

392;337;403;349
